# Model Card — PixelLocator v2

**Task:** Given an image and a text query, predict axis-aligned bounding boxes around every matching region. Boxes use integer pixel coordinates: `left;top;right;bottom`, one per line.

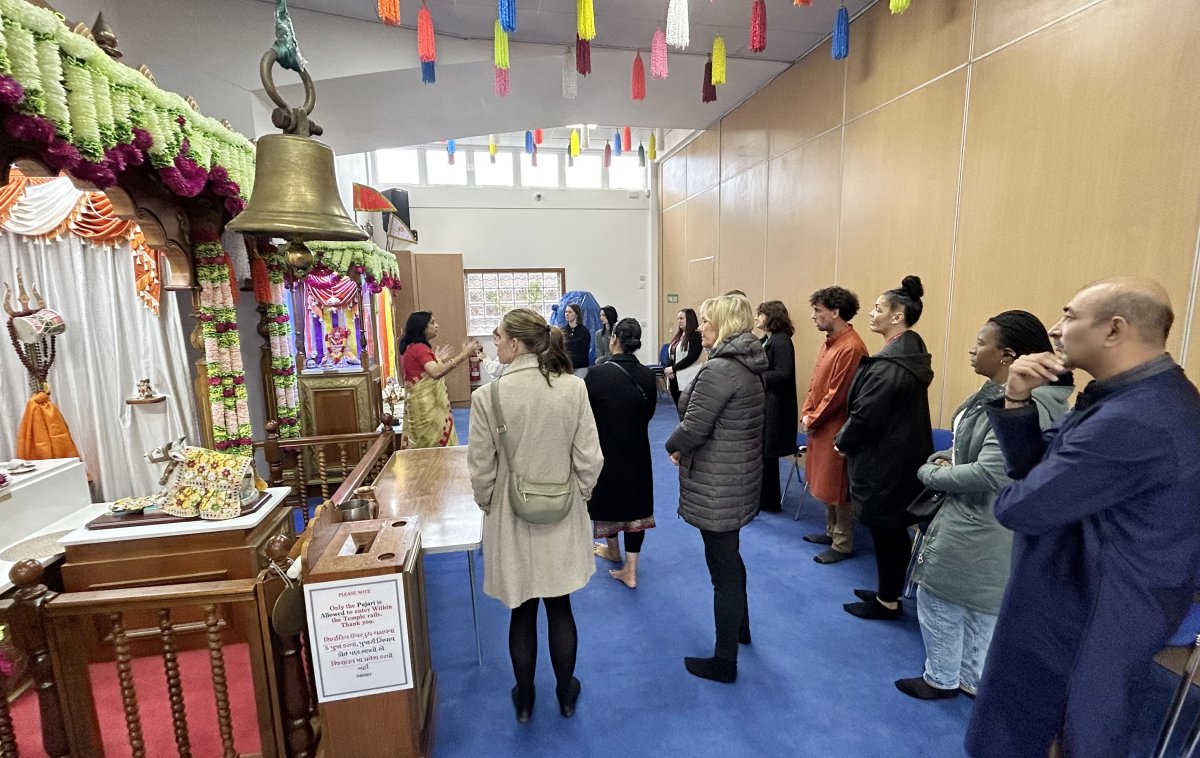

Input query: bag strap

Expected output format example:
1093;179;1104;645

489;378;515;474
608;359;647;401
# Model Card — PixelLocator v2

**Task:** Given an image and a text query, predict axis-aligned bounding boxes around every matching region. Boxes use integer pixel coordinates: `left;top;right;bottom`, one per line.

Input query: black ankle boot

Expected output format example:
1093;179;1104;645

511;685;534;723
684;656;737;683
556;677;581;718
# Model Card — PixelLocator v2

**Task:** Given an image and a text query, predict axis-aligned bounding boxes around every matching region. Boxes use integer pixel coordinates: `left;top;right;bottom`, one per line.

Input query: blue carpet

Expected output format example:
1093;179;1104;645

415;401;1187;757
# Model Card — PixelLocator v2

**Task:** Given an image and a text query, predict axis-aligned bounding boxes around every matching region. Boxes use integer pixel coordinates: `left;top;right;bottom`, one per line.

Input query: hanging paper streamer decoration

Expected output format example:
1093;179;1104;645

534;128;544;144
666;0;689;49
577;0;596;41
496;68;511;96
570;129;581;158
576;36;592;76
378;0;401;26
750;0;766;53
649;132;657;160
614;132;622;156
447;139;456;165
525;130;534;154
495;20;511;97
499;0;517;32
563;47;579;98
702;57;716;103
531;143;538;167
711;36;727;85
604;141;612;168
832;6;849;60
632;51;646;101
794;0;811;5
624;125;633;150
582;127;591;149
638;143;646;168
418;2;437;84
890;0;911;13
651;28;669;79
489;134;498;164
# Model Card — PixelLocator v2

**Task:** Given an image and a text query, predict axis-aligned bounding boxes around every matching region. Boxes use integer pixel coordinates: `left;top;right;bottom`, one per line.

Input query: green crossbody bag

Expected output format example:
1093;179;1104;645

489;375;574;525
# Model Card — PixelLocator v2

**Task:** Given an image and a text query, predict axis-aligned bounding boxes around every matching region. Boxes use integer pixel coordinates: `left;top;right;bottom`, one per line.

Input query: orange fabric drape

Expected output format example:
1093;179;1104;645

0;170;30;224
16;391;81;460
70;192;137;243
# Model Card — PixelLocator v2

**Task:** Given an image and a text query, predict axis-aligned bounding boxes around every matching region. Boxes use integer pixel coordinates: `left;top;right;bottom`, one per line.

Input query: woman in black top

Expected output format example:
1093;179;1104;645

756;300;798;513
594;305;617;364
563;303;591;376
665;308;702;407
585;318;658;588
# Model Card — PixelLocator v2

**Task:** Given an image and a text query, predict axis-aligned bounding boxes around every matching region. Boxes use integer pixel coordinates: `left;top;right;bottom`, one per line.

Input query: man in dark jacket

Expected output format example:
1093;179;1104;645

967;278;1200;758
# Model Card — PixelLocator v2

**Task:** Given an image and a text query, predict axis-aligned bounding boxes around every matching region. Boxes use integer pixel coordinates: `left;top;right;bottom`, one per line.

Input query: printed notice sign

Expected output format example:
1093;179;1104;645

305;575;413;703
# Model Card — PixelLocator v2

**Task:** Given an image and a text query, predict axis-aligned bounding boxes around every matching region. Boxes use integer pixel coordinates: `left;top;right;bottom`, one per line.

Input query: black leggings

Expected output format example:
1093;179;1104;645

869;525;912;603
622;530;645;553
700;529;749;662
509;595;577;694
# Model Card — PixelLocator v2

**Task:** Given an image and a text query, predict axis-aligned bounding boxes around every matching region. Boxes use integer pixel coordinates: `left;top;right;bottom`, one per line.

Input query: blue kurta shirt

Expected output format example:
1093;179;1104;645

967;355;1200;758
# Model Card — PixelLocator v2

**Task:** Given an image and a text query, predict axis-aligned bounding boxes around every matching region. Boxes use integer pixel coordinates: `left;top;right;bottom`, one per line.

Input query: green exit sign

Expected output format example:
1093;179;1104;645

667;293;679;303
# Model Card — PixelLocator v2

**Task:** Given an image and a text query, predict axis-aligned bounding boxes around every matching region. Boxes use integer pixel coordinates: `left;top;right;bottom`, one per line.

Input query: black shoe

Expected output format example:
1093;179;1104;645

739;626;751;645
684;656;737;683
843;599;903;620
803;533;834;545
814;548;852;564
853;588;877;603
556;677;581;718
759;506;782;513
895;677;959;700
511;685;534;723
959;686;977;699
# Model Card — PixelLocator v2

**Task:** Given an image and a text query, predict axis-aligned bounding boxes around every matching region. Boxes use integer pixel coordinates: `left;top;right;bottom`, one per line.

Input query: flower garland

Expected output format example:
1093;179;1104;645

196;238;252;454
305;240;403;294
251;245;301;439
0;0;254;214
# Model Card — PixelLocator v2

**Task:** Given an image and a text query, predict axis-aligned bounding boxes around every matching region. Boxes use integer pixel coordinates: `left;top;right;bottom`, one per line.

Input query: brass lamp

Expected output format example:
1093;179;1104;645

227;44;367;273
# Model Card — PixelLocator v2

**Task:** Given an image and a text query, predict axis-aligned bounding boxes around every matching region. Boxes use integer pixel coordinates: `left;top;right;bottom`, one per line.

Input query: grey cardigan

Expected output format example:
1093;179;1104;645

912;382;1072;614
594;328;612;363
665;332;768;532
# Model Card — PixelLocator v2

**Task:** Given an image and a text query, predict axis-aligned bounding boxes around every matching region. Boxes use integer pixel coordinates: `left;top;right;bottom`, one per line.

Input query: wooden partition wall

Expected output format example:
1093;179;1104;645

659;0;1200;426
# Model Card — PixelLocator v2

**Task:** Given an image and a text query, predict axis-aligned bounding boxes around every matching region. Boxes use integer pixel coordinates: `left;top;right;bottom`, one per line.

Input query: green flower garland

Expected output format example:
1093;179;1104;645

196;241;252;455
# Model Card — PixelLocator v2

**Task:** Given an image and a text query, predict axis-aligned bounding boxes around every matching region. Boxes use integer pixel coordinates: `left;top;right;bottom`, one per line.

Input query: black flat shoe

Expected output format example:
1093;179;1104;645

512;685;534;723
843;599;903;620
895;677;959;700
556;677;581;718
684;655;737;683
853;588;877;602
814;548;852;564
803;534;834;545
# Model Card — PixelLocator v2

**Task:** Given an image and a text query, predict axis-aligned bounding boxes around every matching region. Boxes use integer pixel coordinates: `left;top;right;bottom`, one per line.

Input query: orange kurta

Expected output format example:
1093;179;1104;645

801;326;868;506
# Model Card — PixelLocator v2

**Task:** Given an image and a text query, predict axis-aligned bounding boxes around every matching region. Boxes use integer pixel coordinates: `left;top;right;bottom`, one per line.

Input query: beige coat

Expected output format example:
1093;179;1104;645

467;354;603;608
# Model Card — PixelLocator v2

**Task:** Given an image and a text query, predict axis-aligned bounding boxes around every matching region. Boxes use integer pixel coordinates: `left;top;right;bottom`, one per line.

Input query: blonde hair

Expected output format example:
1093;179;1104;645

699;294;754;346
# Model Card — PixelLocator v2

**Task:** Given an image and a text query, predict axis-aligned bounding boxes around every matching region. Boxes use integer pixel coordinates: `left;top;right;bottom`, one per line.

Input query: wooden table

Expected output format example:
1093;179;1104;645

371;446;484;664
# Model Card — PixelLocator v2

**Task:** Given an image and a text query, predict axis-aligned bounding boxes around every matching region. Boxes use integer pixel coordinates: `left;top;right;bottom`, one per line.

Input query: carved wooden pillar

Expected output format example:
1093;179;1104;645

7;561;69;758
265;536;315;758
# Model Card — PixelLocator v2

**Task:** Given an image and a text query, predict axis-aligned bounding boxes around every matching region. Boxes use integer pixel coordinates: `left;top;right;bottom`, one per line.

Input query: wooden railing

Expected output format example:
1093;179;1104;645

0;536;316;758
255;420;396;526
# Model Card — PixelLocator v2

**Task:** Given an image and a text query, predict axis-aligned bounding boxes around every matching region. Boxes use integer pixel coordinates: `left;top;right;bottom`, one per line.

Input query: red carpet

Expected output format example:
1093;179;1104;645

10;643;262;757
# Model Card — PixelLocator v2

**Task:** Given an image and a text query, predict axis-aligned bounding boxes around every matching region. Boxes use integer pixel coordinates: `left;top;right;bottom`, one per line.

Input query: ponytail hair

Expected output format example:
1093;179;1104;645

882;275;925;326
500;308;573;384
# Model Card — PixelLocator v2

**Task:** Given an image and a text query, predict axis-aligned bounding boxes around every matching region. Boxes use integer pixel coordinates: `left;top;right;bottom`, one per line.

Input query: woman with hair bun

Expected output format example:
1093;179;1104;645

835;275;935;621
585;318;658;588
468;308;604;723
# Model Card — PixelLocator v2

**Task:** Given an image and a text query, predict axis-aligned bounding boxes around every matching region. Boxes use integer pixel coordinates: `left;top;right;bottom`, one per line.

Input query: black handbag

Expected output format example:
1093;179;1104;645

905;487;945;523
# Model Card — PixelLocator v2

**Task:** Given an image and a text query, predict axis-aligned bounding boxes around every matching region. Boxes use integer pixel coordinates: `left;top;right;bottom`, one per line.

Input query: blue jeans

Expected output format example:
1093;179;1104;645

916;585;998;694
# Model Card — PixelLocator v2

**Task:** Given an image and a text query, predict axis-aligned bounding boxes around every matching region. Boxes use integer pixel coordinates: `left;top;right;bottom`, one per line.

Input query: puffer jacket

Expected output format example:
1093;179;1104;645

665;332;768;532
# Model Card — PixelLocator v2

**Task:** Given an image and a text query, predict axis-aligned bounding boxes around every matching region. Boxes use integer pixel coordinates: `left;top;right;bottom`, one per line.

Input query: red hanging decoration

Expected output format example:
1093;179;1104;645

750;0;766;53
495;67;511;96
794;0;812;5
631;52;646;101
418;2;436;61
702;57;716;103
623;125;632;149
534;128;544;145
378;0;401;26
576;36;592;76
604;141;612;168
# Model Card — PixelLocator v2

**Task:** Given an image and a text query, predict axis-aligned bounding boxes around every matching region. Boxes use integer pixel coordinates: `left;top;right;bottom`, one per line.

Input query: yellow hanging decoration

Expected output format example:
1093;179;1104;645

577;0;596;41
488;134;498;156
890;0;911;13
711;36;726;86
649;132;657;161
494;20;510;69
570;129;581;158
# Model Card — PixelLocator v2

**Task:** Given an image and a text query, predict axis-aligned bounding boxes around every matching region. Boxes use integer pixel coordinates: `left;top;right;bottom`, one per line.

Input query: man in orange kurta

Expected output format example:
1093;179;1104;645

801;287;868;564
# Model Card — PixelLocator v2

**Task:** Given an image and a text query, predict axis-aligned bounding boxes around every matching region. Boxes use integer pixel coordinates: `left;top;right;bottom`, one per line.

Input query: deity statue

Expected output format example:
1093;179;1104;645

320;325;360;368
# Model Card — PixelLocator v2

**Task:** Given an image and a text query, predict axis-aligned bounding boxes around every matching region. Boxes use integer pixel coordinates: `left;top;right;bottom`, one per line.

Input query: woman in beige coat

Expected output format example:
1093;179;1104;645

468;308;604;724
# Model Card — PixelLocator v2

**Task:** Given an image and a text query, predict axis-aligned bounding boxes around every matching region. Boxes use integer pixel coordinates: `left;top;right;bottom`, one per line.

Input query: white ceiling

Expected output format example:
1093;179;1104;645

76;0;875;155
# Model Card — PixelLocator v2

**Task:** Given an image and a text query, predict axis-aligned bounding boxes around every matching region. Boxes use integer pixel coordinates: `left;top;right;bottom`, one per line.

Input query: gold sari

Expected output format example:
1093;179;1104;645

405;372;458;448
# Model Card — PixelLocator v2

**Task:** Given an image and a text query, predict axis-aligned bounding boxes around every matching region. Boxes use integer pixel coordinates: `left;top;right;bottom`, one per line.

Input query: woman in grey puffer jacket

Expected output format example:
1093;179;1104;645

666;294;767;684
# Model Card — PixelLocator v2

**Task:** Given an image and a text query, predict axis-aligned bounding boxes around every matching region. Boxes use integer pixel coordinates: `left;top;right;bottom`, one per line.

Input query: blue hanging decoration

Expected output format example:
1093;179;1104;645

832;6;849;61
499;0;517;32
614;131;622;156
447;139;457;164
421;60;436;84
525;130;534;154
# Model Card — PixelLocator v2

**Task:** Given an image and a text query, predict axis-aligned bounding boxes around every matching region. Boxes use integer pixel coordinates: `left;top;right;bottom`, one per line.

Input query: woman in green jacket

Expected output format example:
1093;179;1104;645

895;310;1073;701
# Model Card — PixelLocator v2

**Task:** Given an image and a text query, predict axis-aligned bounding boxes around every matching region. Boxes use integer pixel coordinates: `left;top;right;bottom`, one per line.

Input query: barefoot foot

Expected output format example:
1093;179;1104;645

593;543;621;562
608;568;637;589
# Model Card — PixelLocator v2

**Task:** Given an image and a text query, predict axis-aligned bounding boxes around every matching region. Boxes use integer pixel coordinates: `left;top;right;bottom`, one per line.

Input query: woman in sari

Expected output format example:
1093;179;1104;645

399;311;479;448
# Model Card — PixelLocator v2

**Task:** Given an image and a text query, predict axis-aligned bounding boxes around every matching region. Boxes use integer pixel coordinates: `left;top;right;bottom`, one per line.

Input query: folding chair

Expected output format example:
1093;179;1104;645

782;441;809;520
650;342;671;398
1153;594;1200;757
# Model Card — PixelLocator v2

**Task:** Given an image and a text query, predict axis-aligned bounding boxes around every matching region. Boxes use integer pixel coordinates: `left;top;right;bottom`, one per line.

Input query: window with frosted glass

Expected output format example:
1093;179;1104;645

464;269;565;335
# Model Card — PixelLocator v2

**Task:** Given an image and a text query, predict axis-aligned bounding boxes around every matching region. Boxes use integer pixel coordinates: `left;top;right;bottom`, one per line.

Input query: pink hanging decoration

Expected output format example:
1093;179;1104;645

631;52;646;100
604;141;612;168
576;36;591;76
651;28;668;80
531;143;538;167
750;0;766;53
495;67;511;96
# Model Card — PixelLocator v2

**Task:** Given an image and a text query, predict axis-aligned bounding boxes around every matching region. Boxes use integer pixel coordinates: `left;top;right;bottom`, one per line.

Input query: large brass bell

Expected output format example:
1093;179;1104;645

227;134;365;241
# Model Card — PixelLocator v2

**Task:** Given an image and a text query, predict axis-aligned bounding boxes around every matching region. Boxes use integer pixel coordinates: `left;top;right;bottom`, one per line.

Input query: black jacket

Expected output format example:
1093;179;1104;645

583;354;658;524
834;330;934;528
564;324;591;370
761;332;798;458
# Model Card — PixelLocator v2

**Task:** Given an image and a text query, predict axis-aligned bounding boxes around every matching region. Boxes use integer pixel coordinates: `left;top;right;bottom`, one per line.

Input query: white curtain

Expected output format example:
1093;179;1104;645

0;233;199;501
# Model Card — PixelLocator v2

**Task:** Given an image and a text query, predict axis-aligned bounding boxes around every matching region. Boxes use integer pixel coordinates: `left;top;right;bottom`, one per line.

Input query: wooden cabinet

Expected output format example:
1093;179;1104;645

392;252;469;404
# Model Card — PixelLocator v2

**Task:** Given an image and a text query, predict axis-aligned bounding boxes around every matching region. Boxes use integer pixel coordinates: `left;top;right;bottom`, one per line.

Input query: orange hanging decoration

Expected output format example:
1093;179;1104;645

132;235;161;316
378;0;401;26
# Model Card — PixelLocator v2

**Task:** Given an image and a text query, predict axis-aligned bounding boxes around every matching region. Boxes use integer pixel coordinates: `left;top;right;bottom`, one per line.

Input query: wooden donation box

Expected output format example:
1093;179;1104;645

306;516;436;758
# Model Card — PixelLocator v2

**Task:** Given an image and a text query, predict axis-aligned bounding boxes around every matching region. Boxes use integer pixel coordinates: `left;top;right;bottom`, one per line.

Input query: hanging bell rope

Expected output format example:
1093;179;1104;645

499;0;517;32
711;36;726;86
418;2;436;84
378;0;400;27
832;6;849;60
651;28;668;79
272;0;308;73
632;51;646;100
666;0;689;50
577;0;596;41
890;0;911;13
563;46;578;98
750;0;766;54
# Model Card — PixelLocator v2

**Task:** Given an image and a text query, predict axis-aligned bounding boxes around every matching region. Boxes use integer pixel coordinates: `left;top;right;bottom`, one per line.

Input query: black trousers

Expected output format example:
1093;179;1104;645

869;525;912;603
758;456;781;511
700;528;749;662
